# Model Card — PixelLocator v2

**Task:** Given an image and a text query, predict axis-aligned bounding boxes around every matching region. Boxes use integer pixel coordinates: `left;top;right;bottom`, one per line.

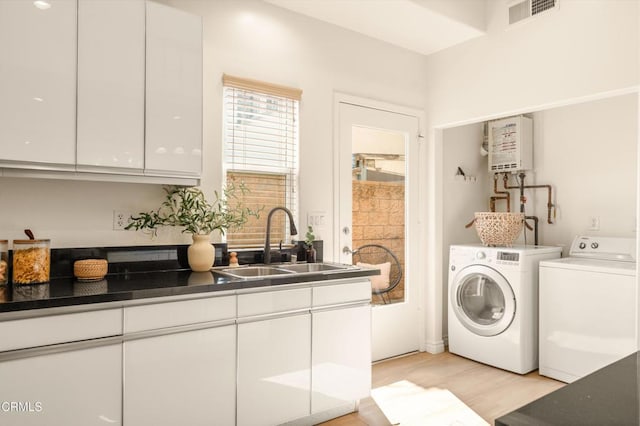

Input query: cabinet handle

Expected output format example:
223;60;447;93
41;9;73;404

236;309;310;325
123;319;236;342
310;301;370;314
0;335;123;363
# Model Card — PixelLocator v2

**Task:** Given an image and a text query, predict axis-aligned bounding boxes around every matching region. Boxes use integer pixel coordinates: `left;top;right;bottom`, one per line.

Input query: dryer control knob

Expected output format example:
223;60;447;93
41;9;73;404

591;242;599;249
476;252;486;260
579;242;586;249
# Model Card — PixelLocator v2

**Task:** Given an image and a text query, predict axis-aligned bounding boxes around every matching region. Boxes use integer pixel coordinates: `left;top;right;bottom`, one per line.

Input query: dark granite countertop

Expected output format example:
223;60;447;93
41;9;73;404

495;351;639;426
0;265;376;314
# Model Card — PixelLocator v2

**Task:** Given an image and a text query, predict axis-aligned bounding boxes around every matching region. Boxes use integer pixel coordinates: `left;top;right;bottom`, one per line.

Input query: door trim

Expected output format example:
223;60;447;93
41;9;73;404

332;92;428;352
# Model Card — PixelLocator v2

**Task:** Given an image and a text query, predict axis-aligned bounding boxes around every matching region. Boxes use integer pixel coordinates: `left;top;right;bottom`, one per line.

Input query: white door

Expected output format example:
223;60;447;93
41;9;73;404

336;101;421;361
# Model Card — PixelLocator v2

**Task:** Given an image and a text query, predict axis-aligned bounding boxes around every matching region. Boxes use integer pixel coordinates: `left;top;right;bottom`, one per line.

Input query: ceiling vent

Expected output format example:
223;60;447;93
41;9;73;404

509;0;557;25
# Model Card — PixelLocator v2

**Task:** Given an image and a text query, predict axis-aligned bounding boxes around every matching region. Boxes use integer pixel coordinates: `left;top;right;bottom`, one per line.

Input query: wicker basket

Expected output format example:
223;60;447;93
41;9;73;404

74;259;108;281
473;212;525;246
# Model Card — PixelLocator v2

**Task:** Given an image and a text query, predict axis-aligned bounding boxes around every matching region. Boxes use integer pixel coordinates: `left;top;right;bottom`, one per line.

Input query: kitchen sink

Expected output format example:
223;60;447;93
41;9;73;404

216;266;295;279
276;263;350;273
214;263;353;279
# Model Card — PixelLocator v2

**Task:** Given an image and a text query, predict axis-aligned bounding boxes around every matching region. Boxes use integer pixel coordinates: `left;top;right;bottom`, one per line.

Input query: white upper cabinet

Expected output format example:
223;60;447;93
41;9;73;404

77;0;145;172
145;1;203;177
0;0;77;168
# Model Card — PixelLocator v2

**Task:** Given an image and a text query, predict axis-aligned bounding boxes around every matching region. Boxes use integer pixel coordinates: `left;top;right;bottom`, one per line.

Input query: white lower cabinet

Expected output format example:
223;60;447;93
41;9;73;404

0;343;122;426
124;324;236;426
0;280;371;426
312;305;372;413
123;294;236;425
237;313;311;426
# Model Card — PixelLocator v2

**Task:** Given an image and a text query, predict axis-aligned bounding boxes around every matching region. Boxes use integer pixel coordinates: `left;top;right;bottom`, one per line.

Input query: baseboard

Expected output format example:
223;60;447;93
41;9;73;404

425;339;446;354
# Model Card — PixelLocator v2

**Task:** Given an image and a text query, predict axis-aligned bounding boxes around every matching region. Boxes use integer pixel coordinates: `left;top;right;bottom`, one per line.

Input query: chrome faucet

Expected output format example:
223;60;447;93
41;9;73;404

263;207;298;264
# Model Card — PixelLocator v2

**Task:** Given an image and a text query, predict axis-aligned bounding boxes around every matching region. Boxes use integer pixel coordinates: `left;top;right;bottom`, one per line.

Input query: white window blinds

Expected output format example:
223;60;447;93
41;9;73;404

222;74;301;247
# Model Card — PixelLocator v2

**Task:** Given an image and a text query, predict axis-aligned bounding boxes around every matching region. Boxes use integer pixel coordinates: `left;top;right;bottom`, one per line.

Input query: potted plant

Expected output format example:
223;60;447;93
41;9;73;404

126;184;259;271
304;225;316;263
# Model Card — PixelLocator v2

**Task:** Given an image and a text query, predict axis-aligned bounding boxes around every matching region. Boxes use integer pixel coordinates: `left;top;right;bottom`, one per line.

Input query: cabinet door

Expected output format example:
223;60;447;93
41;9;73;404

124;325;236;426
145;1;202;177
238;314;311;426
0;0;76;167
312;305;371;413
77;0;145;171
0;343;122;426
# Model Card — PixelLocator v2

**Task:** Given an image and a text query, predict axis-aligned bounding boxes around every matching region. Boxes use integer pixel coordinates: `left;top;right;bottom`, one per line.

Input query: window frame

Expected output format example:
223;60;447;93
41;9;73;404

221;74;301;248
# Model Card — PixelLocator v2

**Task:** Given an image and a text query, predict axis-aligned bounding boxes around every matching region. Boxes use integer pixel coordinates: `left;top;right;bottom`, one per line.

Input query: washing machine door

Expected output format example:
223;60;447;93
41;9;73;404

450;264;516;337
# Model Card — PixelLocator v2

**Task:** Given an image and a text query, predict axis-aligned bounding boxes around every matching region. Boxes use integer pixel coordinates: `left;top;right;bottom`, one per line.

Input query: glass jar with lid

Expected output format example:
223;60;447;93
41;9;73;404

12;239;51;285
0;240;8;285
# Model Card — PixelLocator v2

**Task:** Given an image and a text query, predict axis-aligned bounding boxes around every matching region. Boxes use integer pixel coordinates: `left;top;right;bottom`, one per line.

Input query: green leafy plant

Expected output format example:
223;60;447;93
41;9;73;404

126;184;261;236
304;225;315;249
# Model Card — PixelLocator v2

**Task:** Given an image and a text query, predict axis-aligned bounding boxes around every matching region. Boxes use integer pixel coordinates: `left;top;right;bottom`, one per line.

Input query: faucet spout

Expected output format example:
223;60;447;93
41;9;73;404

263;207;298;264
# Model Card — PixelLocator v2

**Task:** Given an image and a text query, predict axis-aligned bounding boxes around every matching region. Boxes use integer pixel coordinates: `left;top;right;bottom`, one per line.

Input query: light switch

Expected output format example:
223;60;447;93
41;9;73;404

307;211;328;239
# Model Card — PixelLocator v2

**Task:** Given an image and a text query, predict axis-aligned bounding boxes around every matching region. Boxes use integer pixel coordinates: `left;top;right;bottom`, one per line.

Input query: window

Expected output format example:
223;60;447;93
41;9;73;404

222;74;301;248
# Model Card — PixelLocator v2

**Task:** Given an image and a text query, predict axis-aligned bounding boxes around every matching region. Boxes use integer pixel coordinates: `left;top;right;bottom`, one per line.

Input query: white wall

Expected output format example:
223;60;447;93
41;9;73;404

442;123;491;249
0;0;428;249
426;0;640;349
0;179;189;247
441;122;491;337
440;93;638;339
527;94;638;252
425;0;639;127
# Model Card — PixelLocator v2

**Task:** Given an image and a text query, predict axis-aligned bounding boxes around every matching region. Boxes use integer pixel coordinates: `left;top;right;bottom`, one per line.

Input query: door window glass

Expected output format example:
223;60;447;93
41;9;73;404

351;127;405;305
457;274;506;325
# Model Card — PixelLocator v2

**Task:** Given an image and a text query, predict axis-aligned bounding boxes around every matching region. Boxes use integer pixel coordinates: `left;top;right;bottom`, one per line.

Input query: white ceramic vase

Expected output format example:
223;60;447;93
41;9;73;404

188;233;215;272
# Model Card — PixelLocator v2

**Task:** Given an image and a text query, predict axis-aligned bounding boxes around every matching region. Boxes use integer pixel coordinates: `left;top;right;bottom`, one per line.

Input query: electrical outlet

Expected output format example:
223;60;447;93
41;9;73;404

588;216;600;231
113;210;132;231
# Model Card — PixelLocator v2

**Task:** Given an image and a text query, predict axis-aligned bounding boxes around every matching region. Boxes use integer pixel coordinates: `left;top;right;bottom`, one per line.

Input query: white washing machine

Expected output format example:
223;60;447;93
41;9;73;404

539;236;637;383
448;244;562;374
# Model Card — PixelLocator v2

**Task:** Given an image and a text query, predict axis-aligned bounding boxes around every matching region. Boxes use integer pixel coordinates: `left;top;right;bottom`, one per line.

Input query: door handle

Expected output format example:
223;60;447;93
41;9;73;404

343;246;353;255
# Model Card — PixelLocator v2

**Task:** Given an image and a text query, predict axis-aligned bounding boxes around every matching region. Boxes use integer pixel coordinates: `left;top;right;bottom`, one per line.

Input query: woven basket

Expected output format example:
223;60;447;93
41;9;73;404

74;259;108;281
473;212;525;246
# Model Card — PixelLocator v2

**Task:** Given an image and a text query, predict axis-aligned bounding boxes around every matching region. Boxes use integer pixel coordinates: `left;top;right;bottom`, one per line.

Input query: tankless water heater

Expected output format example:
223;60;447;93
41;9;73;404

488;116;533;172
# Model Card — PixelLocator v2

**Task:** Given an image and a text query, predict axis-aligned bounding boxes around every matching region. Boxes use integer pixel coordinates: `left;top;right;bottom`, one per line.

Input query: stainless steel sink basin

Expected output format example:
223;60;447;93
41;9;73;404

277;263;349;273
216;266;295;279
214;263;353;280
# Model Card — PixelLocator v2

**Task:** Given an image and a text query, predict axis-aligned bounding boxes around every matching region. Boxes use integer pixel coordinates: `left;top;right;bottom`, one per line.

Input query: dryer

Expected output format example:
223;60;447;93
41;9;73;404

539;236;637;383
448;244;561;374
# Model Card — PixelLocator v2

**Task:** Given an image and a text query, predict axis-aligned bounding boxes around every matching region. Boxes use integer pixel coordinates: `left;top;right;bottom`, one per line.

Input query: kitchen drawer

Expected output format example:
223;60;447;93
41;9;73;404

312;280;371;307
0;309;122;352
124;295;236;333
238;287;311;318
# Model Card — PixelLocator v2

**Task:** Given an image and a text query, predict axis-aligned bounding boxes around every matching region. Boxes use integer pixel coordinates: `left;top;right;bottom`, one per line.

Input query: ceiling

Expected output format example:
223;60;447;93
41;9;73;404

264;0;487;56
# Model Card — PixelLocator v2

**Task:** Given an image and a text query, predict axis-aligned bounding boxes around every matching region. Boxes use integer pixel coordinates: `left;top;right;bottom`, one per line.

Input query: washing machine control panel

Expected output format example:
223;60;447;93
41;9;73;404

496;251;520;266
570;235;636;261
498;252;520;262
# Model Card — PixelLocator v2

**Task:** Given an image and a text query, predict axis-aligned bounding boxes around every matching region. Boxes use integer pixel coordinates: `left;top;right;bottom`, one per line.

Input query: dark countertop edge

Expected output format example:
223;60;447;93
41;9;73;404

494;351;640;426
0;268;378;315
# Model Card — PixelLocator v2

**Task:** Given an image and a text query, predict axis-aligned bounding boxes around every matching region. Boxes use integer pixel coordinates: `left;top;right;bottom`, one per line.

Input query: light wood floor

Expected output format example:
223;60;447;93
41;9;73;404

320;351;565;425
